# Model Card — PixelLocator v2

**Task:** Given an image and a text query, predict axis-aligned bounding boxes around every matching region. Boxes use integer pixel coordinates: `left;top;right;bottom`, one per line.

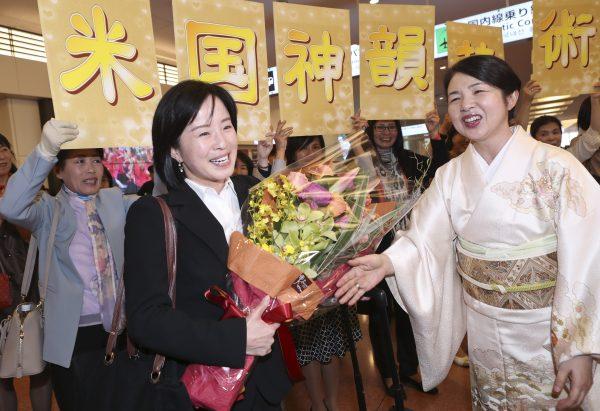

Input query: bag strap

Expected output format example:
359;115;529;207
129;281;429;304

150;196;177;383
20;203;59;300
104;273;126;365
103;197;177;382
39;203;60;303
18;236;38;298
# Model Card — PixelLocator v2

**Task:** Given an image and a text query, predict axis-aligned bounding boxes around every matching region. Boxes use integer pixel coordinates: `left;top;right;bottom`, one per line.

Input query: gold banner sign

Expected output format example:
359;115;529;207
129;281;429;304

447;21;505;67
273;2;354;136
172;0;270;141
359;4;435;120
532;0;599;98
37;0;161;148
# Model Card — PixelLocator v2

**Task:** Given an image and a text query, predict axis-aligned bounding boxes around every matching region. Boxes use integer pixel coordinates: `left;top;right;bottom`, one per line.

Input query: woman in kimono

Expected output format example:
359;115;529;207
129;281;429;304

335;55;600;410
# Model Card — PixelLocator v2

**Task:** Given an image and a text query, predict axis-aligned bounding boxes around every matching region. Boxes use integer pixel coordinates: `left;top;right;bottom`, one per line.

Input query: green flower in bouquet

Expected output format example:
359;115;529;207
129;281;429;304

247;174;349;279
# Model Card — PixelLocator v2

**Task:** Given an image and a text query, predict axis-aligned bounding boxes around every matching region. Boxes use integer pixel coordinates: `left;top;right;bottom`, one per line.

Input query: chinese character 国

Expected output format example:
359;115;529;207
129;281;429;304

186;22;258;104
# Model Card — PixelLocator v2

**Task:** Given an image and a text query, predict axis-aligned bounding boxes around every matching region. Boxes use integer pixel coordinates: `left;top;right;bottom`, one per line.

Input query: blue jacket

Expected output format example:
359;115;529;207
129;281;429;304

0;148;137;367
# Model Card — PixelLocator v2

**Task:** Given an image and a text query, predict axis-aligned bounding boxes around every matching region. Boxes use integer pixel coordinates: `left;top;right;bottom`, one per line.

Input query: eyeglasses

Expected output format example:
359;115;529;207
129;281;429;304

374;125;397;132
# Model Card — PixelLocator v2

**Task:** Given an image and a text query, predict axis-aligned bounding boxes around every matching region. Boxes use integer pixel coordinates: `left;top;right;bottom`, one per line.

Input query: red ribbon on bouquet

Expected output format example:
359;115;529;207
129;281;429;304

222;279;304;383
181;286;303;410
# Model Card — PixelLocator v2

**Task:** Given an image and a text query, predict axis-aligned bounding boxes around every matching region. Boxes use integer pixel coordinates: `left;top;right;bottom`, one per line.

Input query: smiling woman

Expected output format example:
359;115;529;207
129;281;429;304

0;120;139;411
335;55;600;410
122;80;292;410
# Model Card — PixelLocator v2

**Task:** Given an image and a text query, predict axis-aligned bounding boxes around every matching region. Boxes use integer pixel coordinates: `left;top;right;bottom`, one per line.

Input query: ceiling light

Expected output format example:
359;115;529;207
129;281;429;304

530;107;564;113
530;108;564;116
438;96;444;100
369;0;379;3
530;100;574;111
532;95;573;104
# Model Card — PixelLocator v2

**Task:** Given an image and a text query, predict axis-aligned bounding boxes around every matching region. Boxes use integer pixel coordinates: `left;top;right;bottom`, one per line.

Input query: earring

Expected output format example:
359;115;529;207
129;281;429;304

178;161;184;173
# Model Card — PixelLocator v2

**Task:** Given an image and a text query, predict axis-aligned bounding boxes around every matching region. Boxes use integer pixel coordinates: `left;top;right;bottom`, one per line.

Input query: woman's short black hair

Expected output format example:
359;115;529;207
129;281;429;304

0;133;17;174
577;96;591;131
236;150;253;175
56;148;104;170
284;135;325;164
444;55;521;119
530;115;562;138
152;80;238;190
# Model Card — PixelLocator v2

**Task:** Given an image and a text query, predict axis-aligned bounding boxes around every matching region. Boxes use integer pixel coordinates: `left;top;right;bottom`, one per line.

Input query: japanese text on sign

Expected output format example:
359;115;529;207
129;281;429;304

456;40;495;58
538;9;596;68
283;30;344;103
186;21;258;104
365;25;428;91
60;5;155;105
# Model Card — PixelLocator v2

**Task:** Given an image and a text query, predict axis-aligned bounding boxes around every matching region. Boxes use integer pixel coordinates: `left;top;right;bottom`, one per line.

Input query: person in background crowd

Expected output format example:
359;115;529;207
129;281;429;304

512;79;542;130
577;95;600;183
436;115;470;160
137;165;154;196
123;80;291;410
234;150;253;176
350;110;447;395
336;55;600;410
0;133;53;411
515;79;600;167
282;135;362;411
101;166;114;189
0;121;138;411
253;120;293;180
351;110;449;190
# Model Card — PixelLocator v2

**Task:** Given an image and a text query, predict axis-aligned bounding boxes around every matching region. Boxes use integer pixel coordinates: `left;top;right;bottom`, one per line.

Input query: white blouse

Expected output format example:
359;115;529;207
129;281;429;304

185;178;243;243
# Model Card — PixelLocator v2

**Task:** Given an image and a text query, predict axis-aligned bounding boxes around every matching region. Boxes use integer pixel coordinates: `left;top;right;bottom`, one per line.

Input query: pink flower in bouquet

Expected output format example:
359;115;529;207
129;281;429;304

330;168;359;194
328;194;349;218
334;214;351;228
298;183;332;208
287;171;310;192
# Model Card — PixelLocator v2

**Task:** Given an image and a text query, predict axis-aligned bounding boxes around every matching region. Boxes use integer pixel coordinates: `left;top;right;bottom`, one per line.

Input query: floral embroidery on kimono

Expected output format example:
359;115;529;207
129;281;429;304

551;275;599;364
490;161;587;221
470;349;557;411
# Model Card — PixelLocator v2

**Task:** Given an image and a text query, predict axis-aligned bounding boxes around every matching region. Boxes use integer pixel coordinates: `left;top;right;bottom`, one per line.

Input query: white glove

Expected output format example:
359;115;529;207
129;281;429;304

38;119;79;158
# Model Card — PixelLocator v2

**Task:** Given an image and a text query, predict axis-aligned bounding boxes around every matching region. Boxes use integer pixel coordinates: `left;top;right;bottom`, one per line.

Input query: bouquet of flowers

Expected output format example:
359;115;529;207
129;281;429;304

230;130;422;319
182;130;425;410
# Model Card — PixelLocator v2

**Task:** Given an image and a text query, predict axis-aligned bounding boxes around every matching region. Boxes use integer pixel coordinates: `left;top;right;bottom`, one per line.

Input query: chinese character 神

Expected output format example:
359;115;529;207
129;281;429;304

456;40;495;59
365;25;429;91
60;5;154;105
283;30;344;103
539;9;596;69
310;32;344;102
186;22;258;105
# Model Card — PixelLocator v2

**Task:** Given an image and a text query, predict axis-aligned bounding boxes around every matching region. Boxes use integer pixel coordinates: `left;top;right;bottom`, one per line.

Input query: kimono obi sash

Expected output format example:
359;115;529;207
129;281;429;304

456;235;558;310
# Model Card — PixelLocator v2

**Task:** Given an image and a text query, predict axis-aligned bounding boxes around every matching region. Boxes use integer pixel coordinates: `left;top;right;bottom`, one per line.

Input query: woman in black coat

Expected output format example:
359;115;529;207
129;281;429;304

351;112;449;396
123;80;292;410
